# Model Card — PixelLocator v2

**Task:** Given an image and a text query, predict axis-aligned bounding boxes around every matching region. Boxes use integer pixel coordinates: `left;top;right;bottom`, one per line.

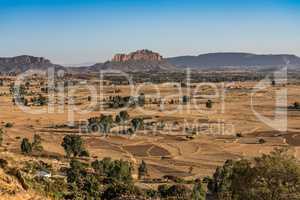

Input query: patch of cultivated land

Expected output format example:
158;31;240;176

1;79;300;182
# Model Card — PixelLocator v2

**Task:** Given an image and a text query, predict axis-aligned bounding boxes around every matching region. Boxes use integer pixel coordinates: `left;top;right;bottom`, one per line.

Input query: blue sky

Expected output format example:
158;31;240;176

0;0;299;64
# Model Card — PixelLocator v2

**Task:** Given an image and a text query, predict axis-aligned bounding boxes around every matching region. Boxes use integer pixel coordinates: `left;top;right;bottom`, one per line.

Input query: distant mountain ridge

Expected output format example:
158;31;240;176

0;55;63;73
166;53;300;69
1;52;300;73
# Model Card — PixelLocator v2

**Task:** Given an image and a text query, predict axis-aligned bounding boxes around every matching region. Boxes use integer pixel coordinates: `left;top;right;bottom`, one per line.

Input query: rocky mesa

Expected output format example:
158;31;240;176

112;49;163;62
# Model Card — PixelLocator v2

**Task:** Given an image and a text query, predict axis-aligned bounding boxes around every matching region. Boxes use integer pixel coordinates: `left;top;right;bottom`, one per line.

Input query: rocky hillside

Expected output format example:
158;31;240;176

0;55;63;73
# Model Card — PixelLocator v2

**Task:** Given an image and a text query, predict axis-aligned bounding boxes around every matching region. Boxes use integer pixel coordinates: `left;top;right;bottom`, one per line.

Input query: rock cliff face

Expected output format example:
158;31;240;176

112;49;163;62
88;49;175;72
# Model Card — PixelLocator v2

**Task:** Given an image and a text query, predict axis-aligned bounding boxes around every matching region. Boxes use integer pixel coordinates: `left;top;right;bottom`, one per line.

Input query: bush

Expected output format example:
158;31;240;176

258;138;266;144
5;122;13;128
0;158;8;169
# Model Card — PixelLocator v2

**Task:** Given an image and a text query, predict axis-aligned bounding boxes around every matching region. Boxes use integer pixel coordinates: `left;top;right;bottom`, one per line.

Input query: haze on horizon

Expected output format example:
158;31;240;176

0;0;299;65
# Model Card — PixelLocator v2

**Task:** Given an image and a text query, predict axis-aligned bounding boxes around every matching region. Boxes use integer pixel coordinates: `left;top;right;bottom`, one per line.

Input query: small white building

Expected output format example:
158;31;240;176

36;170;52;178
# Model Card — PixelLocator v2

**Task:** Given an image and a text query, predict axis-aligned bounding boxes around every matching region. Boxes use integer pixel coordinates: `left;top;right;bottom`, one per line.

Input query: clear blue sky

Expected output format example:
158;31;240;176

0;0;299;64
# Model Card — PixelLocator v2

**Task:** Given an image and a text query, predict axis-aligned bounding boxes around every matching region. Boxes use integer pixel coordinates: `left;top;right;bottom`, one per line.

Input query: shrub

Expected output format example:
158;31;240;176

0;158;8;169
5;122;13;128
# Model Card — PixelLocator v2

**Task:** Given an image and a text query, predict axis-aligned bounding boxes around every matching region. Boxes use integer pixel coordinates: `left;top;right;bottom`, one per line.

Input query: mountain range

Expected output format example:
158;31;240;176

1;51;300;73
166;53;300;69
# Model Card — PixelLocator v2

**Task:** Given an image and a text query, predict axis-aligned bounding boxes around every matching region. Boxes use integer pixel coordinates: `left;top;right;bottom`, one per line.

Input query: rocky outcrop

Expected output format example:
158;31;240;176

112;49;163;62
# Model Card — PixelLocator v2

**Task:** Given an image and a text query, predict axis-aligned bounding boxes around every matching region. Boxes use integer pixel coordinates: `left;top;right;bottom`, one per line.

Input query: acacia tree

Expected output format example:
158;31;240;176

61;135;89;158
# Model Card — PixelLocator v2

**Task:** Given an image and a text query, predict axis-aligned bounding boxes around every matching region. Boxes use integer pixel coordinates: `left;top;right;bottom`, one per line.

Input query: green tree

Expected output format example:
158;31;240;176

131;118;144;131
99;115;114;133
138;160;148;179
91;158;133;183
61;135;89;158
21;138;32;154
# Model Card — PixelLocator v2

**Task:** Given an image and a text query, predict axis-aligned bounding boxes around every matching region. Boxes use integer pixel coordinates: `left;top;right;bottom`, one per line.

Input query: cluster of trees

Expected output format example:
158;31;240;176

87;111;144;135
106;94;145;109
65;158;136;199
207;148;300;200
63;157;205;200
106;96;133;108
20;134;43;154
88;114;114;134
12;94;47;106
129;71;267;84
30;94;48;106
61;135;89;158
